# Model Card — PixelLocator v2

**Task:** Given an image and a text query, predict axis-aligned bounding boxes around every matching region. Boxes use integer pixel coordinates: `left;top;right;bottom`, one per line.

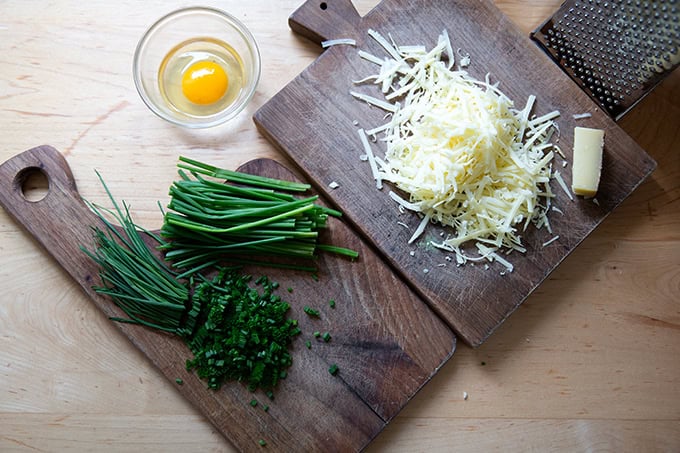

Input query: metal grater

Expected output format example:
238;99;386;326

531;0;679;120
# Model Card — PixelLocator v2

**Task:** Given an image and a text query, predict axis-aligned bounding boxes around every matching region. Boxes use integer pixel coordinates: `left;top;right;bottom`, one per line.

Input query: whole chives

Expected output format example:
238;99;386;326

160;158;358;276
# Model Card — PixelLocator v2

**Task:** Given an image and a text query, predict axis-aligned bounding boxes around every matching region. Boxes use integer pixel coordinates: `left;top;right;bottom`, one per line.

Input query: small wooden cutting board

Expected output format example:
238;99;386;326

0;145;456;452
254;0;657;346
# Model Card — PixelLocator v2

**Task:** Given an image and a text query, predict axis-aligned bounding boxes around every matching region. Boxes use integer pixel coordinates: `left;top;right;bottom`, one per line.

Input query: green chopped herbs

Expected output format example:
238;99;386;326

159;156;358;277
82;158;357;398
258;439;267;447
322;332;332;343
185;270;299;391
328;363;339;376
305;340;312;349
329;299;336;309
303;306;320;317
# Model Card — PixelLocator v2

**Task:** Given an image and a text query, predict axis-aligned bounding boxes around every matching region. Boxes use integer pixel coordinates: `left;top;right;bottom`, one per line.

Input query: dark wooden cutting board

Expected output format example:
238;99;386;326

254;0;657;346
0;145;456;452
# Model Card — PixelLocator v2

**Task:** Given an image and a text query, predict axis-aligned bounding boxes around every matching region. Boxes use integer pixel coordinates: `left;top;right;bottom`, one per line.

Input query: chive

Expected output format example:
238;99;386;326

322;332;332;343
81;172;194;334
258;439;267;447
184;271;298;392
328;364;339;376
160;158;358;276
179;155;310;192
305;340;312;349
313;331;321;338
316;244;360;259
303;306;320;317
329;299;336;309
82;166;353;398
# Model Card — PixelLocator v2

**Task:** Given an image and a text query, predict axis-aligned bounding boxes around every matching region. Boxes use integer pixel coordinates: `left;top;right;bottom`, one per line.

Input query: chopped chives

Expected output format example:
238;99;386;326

82;160;359;400
303;306;320;317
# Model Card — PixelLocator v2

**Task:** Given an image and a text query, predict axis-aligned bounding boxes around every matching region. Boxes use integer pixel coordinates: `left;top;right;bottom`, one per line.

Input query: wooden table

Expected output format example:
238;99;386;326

1;1;678;451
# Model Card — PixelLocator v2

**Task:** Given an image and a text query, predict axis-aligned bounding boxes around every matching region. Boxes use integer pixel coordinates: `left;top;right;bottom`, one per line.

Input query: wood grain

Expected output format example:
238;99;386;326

0;146;455;451
254;0;656;346
0;1;678;452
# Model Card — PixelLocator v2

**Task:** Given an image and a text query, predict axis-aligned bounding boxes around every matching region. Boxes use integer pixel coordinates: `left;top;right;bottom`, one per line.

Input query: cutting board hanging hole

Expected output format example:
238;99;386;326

16;167;49;202
319;2;327;10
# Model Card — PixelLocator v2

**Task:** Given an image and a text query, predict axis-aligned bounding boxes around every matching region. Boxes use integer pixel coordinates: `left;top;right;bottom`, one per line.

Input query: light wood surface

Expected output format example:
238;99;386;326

1;1;678;452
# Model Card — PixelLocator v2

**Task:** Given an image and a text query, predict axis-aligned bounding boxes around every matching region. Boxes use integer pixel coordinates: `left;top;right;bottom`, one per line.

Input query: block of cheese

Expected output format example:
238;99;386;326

571;126;605;197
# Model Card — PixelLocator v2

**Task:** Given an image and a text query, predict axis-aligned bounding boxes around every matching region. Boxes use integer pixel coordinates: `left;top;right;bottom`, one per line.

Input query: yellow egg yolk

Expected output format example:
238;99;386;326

181;61;228;105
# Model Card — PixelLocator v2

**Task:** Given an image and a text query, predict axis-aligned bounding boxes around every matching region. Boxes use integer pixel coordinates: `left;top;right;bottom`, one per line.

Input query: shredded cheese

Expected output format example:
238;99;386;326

357;128;383;189
542;235;560;247
321;38;357;48
353;29;562;265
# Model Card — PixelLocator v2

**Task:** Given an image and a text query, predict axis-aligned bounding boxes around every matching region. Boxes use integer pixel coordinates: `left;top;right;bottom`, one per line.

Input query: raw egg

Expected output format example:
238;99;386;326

158;38;245;118
181;61;229;105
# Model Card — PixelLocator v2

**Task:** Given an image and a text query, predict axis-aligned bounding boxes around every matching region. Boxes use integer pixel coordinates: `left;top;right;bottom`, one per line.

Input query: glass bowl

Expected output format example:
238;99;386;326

133;7;261;128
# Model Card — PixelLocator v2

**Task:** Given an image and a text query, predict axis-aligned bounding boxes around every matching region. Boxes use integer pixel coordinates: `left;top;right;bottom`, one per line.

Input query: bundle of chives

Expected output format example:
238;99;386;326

81;172;195;333
160;157;358;276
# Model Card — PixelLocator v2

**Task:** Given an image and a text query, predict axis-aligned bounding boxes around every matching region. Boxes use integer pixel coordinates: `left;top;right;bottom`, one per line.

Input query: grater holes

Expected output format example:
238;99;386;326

533;0;679;116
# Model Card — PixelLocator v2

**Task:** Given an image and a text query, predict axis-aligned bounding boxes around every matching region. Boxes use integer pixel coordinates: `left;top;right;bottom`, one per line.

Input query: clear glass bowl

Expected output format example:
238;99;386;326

133;7;261;128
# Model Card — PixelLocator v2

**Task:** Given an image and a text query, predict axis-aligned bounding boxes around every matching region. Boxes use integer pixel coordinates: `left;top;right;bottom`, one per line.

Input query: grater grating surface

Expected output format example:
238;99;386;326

531;0;679;120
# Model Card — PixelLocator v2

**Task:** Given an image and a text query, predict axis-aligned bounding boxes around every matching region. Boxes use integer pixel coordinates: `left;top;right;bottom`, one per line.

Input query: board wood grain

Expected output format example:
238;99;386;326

0;145;455;452
254;0;657;346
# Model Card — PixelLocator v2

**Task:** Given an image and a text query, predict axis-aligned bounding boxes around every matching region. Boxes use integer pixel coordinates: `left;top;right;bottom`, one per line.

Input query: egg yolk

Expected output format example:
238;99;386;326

181;61;228;105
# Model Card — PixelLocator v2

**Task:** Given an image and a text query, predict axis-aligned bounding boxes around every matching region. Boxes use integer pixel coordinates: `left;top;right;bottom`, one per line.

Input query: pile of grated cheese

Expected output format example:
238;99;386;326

351;29;563;271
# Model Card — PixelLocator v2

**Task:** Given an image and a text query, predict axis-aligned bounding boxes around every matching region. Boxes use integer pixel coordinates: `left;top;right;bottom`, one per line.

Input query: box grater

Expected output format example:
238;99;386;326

531;0;679;120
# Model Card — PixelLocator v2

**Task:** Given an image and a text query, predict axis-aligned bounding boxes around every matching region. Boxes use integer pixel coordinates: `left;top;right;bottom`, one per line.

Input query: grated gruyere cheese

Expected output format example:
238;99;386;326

321;38;357;48
571;127;605;197
352;29;562;267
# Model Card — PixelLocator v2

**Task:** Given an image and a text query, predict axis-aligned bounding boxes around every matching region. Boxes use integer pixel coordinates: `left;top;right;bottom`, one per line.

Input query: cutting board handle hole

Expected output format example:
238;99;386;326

16;167;49;202
319;2;327;10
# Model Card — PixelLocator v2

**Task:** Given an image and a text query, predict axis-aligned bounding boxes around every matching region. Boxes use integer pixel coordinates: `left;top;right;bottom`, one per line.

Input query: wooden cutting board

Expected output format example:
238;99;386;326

254;0;657;346
0;145;455;452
